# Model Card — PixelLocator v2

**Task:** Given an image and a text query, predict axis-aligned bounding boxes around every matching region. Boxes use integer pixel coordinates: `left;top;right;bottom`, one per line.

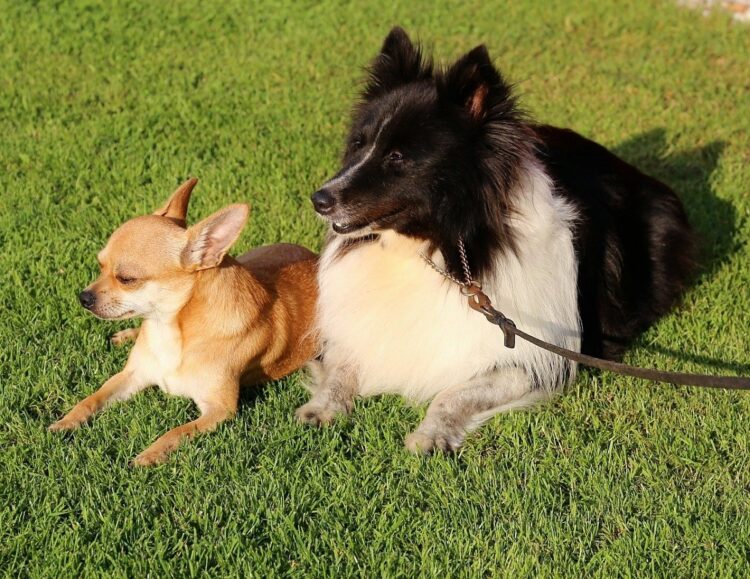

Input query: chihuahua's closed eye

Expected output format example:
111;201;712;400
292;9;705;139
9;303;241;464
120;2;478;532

49;179;318;466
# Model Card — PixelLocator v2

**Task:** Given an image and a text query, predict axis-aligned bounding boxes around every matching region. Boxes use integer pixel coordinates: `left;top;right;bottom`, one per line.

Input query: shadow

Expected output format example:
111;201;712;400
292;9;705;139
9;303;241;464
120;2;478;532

636;342;750;376
238;382;271;409
607;130;748;376
611;129;733;284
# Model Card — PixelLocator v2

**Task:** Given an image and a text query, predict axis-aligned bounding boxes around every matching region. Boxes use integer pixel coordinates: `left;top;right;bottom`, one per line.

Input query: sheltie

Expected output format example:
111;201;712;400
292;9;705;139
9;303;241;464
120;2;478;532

296;27;695;453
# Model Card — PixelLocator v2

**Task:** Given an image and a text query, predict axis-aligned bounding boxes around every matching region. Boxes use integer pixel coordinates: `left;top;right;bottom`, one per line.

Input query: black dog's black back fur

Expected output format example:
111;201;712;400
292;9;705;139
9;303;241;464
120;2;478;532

536;126;695;359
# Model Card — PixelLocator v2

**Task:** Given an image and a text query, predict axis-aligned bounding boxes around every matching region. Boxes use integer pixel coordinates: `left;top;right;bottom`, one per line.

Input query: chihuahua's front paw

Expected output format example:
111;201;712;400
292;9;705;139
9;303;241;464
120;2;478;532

404;428;464;455
111;328;139;346
295;398;351;427
48;416;85;432
132;448;169;467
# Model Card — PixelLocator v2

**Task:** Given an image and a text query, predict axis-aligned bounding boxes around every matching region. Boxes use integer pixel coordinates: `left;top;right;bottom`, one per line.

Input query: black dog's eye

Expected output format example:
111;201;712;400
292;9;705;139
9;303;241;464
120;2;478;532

351;134;365;150
387;150;404;163
116;274;137;285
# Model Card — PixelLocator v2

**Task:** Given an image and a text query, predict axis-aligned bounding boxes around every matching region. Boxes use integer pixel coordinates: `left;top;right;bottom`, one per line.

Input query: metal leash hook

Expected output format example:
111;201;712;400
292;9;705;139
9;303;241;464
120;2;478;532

461;281;516;348
493;311;517;349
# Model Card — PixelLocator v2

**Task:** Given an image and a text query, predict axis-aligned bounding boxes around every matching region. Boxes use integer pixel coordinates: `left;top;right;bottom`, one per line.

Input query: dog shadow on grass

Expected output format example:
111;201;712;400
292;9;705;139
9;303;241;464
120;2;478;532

238;382;271;408
611;129;750;375
612;129;733;282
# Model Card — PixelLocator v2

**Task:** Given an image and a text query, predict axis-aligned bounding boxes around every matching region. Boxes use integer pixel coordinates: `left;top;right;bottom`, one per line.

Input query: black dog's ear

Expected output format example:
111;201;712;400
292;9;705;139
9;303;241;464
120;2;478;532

363;27;433;99
439;45;511;122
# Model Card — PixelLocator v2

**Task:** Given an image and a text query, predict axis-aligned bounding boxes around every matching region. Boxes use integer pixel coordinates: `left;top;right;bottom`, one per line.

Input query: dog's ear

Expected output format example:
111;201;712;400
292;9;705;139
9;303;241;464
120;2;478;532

439;45;510;122
182;204;249;271
364;26;433;99
154;178;198;226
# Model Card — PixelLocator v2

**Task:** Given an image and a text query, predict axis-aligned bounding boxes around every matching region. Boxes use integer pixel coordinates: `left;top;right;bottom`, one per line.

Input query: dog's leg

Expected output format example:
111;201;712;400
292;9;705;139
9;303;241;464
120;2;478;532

132;397;237;467
295;358;358;426
405;366;550;454
110;327;140;346
48;370;147;431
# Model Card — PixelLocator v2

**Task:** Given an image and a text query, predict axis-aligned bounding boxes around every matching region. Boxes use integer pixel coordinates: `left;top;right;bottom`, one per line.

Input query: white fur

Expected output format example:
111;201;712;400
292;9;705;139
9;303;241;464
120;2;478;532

316;165;580;403
128;319;183;392
118;285;206;401
323;117;392;190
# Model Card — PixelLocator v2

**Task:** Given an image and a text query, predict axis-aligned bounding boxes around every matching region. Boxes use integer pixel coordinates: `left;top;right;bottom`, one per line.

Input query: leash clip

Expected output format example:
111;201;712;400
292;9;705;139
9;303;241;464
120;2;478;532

462;282;516;349
498;317;516;349
460;280;482;295
461;281;488;311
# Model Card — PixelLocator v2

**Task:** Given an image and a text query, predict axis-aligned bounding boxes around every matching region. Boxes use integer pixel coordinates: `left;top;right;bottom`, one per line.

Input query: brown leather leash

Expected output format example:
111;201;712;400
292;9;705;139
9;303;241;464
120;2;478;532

421;240;750;391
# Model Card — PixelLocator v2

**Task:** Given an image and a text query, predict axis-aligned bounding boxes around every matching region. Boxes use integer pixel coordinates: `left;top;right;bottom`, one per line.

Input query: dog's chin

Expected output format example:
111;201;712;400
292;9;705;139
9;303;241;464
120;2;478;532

331;221;374;237
88;308;137;321
329;208;405;237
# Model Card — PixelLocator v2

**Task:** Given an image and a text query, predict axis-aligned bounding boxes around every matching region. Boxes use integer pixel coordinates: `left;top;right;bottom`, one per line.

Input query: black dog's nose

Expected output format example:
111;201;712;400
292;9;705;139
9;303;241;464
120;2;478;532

79;290;96;309
311;189;335;215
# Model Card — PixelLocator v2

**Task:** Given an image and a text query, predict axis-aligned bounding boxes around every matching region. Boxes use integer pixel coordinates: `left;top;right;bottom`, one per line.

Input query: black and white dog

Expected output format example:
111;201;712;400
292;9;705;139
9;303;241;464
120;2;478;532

296;27;695;453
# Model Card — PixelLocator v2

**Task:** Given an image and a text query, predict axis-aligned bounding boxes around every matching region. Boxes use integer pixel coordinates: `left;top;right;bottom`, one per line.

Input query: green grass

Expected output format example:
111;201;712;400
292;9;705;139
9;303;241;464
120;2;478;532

1;0;749;575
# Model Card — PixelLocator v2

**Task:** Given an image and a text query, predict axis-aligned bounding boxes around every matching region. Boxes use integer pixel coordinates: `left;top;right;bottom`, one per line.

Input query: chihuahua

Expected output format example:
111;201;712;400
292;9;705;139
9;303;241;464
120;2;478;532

49;178;318;466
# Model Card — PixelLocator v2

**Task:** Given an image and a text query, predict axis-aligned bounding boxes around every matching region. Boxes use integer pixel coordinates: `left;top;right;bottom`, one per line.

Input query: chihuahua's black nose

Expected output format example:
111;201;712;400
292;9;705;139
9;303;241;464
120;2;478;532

78;290;96;309
311;189;335;215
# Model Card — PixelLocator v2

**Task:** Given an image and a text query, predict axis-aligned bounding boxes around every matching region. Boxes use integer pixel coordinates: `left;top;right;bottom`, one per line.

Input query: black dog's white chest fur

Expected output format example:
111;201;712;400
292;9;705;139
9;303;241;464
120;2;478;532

317;165;580;401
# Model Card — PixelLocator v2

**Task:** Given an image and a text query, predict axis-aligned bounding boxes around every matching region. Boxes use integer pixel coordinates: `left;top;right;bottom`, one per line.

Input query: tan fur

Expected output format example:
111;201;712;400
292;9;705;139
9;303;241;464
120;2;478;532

49;179;318;466
110;327;139;346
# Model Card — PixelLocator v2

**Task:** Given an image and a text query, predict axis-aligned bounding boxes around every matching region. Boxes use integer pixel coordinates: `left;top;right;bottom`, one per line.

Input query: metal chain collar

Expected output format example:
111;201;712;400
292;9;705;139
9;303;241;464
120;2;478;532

420;238;474;287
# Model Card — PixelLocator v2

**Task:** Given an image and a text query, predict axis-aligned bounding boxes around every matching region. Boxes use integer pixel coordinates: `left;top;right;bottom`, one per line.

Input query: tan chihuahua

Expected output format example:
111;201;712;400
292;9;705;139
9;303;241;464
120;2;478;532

49;178;318;466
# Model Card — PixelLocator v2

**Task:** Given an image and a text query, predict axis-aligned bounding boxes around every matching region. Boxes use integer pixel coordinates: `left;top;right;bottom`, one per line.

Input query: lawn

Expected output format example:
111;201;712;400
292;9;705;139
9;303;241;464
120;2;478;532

1;0;749;576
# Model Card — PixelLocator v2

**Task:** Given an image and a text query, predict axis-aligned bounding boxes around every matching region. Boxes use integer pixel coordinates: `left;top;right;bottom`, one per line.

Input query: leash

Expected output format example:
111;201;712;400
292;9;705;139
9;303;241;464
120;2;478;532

420;240;750;390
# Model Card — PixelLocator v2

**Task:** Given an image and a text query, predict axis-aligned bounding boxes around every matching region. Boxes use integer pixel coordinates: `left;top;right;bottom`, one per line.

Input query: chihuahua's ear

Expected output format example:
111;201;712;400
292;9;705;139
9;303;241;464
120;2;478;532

182;204;249;271
154;178;198;226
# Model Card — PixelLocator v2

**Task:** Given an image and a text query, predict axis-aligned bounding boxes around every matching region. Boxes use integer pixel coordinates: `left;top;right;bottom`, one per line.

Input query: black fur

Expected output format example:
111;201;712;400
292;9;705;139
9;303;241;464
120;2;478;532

536;126;695;359
314;27;696;361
